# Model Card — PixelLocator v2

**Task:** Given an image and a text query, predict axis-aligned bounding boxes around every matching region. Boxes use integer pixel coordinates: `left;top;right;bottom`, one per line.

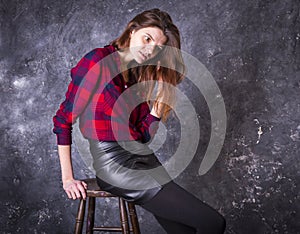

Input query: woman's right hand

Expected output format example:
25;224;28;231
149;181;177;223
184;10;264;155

63;179;88;200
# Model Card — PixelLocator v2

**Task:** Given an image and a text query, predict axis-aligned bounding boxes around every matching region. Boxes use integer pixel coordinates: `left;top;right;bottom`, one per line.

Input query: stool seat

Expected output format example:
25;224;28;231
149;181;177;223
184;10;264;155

84;178;116;197
74;178;141;234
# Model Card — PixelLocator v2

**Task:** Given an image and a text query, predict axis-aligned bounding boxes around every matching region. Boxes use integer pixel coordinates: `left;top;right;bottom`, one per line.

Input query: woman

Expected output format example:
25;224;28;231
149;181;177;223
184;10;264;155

53;8;226;234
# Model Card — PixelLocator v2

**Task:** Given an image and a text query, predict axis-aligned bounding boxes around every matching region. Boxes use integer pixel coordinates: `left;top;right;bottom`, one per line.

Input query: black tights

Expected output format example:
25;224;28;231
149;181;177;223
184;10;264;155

139;181;226;234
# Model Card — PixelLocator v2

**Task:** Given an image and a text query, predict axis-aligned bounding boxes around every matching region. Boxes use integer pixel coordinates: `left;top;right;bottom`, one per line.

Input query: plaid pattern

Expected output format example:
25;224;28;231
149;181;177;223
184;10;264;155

53;45;160;145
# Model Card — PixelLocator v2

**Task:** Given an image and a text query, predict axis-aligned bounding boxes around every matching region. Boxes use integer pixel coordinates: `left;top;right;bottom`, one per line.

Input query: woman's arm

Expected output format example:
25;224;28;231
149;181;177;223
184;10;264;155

151;68;165;117
134;77;165;143
58;145;87;200
53;48;113;198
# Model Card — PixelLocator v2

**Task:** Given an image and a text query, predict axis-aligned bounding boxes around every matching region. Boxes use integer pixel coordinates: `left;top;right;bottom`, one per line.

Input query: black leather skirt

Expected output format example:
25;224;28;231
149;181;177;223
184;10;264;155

88;139;172;205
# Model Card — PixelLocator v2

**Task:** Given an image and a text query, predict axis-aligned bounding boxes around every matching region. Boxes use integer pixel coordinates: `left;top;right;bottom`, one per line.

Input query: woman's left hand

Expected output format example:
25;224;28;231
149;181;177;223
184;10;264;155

63;179;88;200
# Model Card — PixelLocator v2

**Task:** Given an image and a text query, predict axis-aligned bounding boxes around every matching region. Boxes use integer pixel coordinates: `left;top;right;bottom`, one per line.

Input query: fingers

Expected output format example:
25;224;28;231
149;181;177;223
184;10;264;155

77;182;87;200
82;181;88;189
66;190;72;199
70;189;78;200
63;180;87;200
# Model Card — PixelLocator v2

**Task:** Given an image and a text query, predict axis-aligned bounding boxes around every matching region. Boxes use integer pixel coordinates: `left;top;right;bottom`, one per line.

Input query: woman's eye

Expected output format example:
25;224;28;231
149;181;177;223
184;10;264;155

144;36;151;42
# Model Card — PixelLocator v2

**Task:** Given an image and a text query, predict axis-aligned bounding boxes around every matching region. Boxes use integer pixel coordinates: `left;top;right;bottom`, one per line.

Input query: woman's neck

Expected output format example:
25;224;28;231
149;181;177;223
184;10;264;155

117;50;133;71
116;50;133;83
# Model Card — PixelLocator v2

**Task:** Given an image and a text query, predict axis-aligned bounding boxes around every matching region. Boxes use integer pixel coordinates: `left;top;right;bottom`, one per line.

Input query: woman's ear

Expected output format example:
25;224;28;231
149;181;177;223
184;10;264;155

130;30;135;38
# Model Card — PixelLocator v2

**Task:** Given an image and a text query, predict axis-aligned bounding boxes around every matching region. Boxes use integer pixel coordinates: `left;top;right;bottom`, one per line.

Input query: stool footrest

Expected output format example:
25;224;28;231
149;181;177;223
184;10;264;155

74;178;141;234
93;227;134;231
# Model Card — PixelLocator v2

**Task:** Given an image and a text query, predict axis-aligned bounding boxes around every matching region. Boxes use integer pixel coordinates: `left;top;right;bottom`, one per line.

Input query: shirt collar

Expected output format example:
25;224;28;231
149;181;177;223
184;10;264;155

104;44;122;71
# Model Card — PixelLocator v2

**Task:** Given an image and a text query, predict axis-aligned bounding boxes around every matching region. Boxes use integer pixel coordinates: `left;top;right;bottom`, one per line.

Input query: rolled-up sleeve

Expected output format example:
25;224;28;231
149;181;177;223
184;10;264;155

135;103;161;143
52;49;102;145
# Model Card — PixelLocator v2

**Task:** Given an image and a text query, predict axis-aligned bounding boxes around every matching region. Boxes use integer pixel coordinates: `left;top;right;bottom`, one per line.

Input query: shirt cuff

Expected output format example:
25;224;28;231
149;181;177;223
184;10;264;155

56;134;72;145
148;113;161;123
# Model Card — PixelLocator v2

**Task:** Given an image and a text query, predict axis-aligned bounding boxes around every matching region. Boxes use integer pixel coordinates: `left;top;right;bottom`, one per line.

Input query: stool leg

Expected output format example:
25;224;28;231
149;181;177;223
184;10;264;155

127;202;141;234
86;197;95;234
74;199;86;234
119;198;130;234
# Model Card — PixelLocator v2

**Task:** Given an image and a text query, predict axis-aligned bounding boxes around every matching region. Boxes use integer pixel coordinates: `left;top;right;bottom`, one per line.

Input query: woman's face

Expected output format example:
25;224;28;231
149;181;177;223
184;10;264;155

129;27;167;64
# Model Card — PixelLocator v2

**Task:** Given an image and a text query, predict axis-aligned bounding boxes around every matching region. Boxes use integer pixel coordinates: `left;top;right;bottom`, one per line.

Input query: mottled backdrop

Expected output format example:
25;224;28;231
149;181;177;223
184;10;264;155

1;0;299;233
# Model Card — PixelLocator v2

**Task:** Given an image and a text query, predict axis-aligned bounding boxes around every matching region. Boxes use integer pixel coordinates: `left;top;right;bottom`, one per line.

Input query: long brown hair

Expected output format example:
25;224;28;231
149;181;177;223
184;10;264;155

111;8;185;122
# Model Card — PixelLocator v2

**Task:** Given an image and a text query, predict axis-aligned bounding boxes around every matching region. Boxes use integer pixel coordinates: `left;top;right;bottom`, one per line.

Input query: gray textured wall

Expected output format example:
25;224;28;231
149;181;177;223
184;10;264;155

1;0;299;233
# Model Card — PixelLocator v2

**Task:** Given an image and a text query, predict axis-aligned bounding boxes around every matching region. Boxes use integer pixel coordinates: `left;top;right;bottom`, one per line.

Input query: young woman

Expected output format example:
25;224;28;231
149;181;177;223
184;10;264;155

53;8;226;234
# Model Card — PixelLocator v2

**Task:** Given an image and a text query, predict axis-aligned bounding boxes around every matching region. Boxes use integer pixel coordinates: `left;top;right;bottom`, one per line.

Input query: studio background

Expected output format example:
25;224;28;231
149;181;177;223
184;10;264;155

1;0;299;233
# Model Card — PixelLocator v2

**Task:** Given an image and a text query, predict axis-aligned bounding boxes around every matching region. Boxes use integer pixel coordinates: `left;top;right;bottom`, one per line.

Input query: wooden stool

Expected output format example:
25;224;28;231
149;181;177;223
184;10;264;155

74;178;141;234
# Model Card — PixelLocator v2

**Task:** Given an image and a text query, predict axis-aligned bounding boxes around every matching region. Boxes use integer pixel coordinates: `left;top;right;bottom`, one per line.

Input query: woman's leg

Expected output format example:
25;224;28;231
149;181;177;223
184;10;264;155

140;181;226;234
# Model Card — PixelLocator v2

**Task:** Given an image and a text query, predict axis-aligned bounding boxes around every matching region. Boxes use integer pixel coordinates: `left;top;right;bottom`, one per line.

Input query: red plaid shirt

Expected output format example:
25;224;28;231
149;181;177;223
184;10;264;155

53;45;160;145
